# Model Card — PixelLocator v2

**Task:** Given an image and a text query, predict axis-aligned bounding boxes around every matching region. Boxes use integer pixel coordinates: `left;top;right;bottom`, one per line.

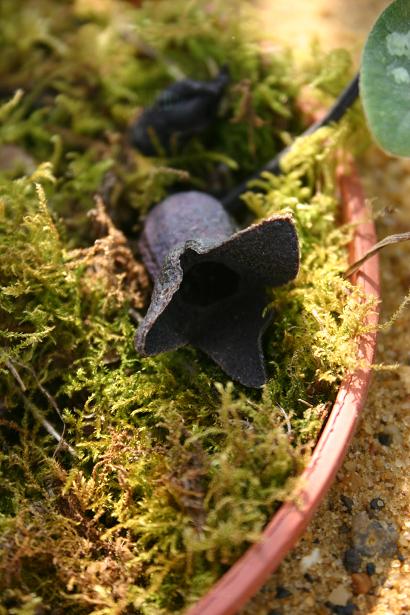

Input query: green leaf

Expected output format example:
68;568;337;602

361;0;410;156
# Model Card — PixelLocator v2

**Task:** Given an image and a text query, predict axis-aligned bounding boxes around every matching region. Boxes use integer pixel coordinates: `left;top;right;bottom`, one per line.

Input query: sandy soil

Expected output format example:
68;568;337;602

258;0;391;57
241;1;410;614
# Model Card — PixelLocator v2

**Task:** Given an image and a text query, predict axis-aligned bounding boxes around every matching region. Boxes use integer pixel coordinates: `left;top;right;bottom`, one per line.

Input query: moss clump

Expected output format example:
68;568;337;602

0;1;374;613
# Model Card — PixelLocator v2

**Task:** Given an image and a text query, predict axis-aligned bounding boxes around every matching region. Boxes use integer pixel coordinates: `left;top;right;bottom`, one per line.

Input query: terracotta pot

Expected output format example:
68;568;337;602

187;163;380;615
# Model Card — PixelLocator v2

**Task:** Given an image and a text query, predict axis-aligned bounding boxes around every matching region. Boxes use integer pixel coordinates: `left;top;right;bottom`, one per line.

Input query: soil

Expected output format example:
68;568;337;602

241;2;410;613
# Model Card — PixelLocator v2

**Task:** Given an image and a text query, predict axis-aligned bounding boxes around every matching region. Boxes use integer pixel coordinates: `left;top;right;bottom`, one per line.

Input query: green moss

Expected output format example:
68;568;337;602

0;1;375;613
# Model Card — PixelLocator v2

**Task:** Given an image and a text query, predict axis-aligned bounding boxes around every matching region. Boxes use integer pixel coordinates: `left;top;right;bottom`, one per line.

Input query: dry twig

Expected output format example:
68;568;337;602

5;358;76;457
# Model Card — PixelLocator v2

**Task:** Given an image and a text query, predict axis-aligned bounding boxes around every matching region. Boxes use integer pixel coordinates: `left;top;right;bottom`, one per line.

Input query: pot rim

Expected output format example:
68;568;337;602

187;163;381;615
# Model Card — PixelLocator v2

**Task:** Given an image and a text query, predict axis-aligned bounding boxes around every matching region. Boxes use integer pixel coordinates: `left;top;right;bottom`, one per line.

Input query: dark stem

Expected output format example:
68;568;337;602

222;73;360;213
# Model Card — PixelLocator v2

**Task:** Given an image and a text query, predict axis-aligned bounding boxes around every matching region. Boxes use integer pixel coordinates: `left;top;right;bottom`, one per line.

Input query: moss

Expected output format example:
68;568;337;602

0;1;376;613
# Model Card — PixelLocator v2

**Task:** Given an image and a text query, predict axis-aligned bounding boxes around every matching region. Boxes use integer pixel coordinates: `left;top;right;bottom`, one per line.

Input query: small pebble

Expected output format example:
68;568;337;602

304;572;314;583
300;547;321;572
351;572;372;595
340;495;354;513
343;548;362;573
383;423;403;444
366;562;376;576
328;584;352;606
369;497;385;511
276;586;292;599
377;432;392;446
352;511;399;557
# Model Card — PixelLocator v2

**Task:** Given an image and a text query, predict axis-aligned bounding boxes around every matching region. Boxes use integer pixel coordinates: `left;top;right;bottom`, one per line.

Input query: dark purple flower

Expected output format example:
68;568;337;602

135;191;299;387
130;67;230;155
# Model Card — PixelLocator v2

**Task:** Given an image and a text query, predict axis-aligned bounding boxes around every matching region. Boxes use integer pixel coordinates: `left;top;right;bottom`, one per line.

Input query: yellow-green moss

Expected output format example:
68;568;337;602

0;1;374;613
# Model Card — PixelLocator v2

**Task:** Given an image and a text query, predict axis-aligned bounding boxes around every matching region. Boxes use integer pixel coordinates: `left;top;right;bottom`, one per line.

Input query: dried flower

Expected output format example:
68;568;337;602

130;67;230;155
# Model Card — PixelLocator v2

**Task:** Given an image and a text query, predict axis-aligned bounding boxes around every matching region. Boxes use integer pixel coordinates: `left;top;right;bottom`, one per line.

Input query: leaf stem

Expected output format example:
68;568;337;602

223;73;360;212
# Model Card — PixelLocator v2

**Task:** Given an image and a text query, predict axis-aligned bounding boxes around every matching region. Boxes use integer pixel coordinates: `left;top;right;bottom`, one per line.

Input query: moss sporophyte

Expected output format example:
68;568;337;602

1;0;410;613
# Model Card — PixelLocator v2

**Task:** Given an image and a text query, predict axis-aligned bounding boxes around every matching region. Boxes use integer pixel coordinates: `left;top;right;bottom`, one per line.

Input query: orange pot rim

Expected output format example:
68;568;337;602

187;163;381;615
